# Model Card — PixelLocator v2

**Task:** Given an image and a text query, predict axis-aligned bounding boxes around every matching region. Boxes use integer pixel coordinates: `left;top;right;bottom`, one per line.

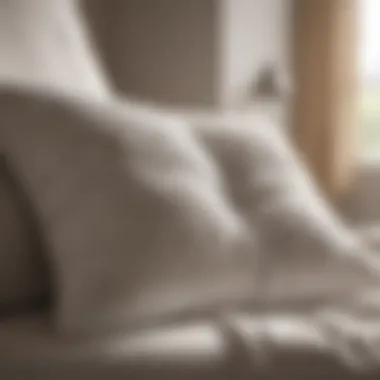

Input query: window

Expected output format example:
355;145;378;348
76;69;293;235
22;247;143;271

293;0;357;196
359;0;380;157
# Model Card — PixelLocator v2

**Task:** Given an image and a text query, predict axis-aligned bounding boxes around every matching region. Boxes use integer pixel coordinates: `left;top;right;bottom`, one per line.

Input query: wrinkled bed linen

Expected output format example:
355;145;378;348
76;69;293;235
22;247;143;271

187;113;380;309
2;89;380;378
3;299;380;380
224;295;380;379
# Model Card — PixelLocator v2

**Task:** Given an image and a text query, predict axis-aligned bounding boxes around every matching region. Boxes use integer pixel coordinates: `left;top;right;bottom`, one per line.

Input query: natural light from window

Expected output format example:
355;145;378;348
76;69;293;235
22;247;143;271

360;0;380;157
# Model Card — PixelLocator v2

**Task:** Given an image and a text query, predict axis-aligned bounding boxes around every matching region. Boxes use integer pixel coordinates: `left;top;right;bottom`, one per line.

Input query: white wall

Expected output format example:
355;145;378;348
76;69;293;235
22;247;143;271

219;0;292;108
86;0;293;110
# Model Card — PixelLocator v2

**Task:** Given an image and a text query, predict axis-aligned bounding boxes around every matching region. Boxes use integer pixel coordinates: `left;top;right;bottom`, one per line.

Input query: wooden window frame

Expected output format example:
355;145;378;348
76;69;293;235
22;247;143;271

292;0;359;198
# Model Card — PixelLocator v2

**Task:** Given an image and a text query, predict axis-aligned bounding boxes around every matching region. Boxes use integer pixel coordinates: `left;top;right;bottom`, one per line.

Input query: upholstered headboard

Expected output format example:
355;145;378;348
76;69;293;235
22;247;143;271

0;0;111;98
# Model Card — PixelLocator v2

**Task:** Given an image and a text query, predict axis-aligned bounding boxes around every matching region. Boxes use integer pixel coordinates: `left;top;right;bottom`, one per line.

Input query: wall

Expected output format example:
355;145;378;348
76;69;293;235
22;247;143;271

84;0;218;107
85;0;292;109
220;0;291;108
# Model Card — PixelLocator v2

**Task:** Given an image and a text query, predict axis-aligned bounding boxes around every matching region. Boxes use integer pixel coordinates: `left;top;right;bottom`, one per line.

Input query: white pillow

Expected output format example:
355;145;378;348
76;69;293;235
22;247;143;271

190;115;380;307
0;84;256;334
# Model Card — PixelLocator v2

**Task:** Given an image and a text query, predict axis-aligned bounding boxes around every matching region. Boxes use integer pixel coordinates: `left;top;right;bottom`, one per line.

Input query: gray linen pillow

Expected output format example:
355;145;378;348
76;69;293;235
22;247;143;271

0;84;256;334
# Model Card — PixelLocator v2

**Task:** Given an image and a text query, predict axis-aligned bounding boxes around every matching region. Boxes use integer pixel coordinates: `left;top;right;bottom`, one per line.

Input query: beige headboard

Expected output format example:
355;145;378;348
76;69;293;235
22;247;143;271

0;0;111;98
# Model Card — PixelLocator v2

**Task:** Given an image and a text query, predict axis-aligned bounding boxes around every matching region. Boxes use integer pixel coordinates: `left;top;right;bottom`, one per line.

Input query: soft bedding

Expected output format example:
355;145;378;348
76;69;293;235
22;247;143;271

0;84;256;335
0;154;47;314
230;305;380;379
184;114;380;377
187;113;380;308
3;303;380;379
1;82;380;347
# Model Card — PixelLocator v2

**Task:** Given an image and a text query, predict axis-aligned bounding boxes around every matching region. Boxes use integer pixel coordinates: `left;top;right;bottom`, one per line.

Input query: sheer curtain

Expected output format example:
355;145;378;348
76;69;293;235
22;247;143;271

292;0;359;198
